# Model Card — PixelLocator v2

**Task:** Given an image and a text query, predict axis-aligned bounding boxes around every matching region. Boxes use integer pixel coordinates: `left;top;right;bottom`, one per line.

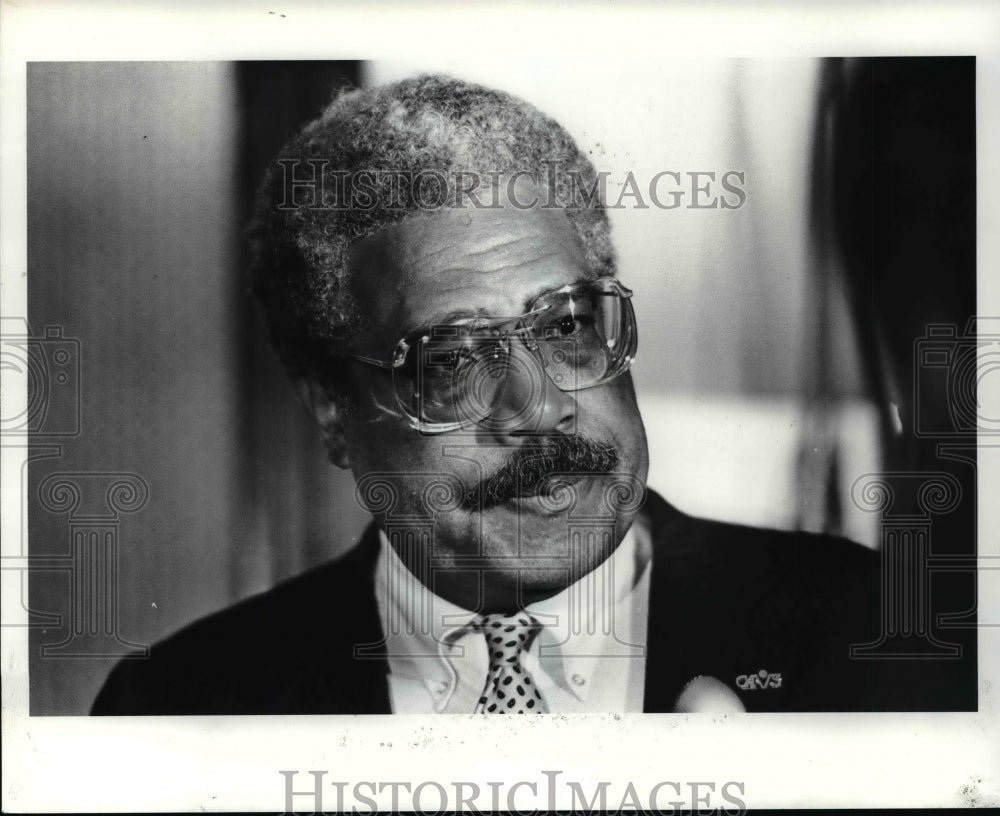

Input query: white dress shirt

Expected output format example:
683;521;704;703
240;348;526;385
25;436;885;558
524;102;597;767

373;516;653;713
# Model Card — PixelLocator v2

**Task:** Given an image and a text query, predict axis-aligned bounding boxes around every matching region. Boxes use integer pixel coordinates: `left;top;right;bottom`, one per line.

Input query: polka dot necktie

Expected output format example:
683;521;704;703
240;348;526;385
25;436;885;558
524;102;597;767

473;612;548;714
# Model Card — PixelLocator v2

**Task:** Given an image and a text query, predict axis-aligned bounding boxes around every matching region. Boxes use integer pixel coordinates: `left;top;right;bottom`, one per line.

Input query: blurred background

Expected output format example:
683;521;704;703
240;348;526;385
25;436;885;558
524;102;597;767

24;58;976;713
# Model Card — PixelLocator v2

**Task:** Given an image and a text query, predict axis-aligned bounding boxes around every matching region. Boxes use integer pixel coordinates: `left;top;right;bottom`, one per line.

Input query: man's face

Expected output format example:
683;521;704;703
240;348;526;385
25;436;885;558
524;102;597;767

335;186;649;610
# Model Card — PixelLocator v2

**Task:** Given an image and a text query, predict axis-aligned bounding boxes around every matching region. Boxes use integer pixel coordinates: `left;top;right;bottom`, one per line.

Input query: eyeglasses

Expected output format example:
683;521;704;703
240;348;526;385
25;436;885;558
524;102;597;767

349;276;638;433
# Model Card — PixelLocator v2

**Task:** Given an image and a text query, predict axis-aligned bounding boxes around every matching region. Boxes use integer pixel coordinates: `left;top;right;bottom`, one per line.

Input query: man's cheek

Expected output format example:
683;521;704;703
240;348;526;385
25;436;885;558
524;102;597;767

578;387;638;439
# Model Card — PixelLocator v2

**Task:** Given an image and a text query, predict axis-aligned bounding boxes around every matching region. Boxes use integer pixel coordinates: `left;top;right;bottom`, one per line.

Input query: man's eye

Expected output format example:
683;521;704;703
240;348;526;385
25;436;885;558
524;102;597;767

547;314;593;338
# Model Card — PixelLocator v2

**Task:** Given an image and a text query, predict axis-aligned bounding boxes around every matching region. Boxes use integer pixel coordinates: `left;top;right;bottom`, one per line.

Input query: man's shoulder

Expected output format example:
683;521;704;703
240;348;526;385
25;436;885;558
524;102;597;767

644;489;876;585
157;551;362;651
154;538;376;653
642;491;975;712
91;535;384;715
670;510;876;627
645;492;878;641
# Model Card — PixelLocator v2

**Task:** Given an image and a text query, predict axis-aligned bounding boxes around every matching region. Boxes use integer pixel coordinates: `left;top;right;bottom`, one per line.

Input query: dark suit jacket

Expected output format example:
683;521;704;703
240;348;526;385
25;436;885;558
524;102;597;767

92;491;976;714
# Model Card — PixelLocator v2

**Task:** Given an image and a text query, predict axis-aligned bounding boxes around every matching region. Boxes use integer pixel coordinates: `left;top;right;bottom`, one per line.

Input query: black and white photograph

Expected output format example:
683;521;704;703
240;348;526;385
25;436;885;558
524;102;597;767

3;3;999;812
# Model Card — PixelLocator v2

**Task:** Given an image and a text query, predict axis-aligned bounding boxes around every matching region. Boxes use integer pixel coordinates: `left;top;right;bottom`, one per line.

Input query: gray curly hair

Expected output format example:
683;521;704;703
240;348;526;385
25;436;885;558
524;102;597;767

248;73;617;391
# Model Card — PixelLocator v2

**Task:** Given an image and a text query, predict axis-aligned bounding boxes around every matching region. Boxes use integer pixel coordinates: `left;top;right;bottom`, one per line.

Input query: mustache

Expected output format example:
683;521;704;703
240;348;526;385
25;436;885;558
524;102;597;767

460;433;620;511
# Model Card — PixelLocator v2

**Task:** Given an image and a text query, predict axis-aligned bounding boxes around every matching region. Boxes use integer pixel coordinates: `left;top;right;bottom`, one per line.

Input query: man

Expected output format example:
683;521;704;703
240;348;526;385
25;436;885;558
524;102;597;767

92;73;971;715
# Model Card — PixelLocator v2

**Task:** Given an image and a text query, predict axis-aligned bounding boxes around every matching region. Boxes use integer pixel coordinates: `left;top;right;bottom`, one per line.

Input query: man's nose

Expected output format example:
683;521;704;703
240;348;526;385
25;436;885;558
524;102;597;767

476;342;577;437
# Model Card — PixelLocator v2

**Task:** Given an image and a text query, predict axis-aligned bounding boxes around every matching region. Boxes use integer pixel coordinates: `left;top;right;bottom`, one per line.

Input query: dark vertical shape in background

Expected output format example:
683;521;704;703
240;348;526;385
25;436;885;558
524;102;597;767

830;57;976;696
231;62;368;596
834;58;976;472
833;57;975;532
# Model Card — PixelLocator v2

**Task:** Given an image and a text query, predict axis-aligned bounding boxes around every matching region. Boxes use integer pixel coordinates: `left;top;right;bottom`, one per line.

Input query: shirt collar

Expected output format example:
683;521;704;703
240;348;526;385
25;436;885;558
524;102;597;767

373;535;477;700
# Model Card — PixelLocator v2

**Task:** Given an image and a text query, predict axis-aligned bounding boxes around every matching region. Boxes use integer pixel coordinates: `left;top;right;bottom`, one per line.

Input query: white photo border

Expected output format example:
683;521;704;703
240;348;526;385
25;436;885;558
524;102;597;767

2;2;999;811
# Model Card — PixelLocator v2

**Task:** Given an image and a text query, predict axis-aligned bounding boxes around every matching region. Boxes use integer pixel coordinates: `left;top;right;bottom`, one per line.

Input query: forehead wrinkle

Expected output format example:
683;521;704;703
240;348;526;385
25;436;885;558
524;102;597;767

433;249;571;278
461;235;543;259
398;206;579;270
403;229;569;274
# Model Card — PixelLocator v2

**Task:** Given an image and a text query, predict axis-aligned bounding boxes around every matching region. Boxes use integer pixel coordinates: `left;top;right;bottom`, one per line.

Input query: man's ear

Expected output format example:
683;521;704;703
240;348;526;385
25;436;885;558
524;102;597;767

295;378;351;469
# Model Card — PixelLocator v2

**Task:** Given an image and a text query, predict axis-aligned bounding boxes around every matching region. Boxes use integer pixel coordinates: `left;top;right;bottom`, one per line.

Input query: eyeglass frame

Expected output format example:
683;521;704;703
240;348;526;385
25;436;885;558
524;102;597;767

348;275;638;432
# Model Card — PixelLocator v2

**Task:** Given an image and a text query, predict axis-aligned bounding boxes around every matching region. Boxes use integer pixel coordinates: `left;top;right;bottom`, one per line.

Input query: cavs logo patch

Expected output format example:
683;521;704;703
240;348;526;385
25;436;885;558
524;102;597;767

735;669;782;690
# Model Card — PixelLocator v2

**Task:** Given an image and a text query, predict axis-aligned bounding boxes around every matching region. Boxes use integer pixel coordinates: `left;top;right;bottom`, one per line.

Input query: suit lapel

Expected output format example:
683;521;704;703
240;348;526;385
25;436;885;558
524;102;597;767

642;490;696;712
641;490;746;712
